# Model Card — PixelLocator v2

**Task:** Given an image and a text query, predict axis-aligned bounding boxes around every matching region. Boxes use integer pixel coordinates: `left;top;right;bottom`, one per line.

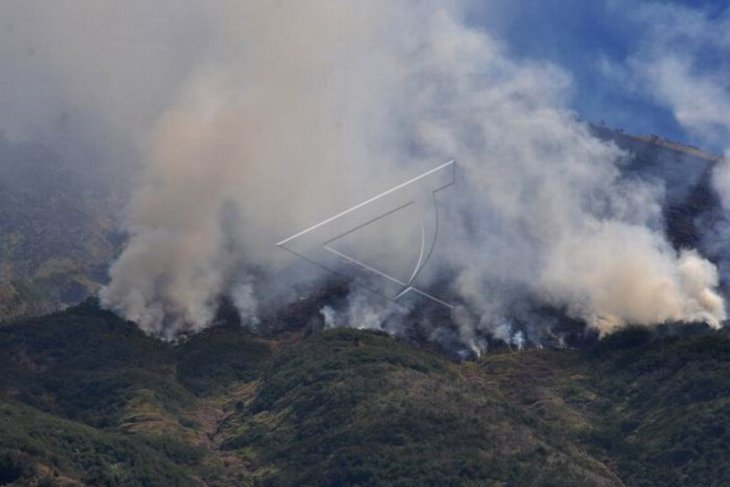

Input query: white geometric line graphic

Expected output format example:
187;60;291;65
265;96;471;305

277;160;455;308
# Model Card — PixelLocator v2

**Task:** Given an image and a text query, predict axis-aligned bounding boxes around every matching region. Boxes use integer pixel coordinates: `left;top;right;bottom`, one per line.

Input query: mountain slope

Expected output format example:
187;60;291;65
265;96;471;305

0;302;728;486
0;136;121;322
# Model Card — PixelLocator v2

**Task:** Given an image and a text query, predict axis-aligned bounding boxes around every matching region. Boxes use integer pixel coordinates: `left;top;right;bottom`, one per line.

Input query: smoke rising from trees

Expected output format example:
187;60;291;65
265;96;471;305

2;1;726;348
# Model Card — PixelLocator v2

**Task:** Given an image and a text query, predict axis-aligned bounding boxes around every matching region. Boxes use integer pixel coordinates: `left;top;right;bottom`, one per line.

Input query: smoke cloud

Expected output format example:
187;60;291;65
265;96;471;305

613;2;730;312
4;1;726;347
99;1;727;343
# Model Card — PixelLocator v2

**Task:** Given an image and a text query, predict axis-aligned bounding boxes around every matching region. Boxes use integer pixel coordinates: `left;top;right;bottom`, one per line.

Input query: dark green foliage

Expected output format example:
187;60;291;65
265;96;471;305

176;323;274;395
0;303;204;485
579;327;730;486
0;304;729;485
0;451;31;485
0;300;189;428
141;435;205;467
224;329;617;486
0;402;198;486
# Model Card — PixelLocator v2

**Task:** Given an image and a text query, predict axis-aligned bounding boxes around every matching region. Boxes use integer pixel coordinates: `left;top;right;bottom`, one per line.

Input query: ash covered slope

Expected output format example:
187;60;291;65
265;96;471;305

0;301;728;486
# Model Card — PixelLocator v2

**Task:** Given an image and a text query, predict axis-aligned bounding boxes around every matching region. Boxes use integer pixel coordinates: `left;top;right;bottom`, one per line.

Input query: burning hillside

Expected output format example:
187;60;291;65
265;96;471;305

97;2;726;353
0;1;728;355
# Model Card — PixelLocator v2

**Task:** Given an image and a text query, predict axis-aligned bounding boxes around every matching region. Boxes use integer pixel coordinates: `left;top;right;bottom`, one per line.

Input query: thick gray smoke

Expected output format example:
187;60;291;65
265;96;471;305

4;1;726;346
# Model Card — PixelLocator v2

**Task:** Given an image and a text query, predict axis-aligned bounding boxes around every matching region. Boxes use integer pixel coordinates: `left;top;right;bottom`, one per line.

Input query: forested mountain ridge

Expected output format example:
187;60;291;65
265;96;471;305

1;129;729;485
0;301;727;486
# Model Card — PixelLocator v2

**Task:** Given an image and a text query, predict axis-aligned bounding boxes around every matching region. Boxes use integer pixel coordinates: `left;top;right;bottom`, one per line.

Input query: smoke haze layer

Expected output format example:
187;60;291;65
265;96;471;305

4;1;725;346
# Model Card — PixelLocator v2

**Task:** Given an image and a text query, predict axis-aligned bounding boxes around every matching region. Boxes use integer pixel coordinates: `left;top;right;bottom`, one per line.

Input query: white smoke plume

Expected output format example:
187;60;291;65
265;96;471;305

231;277;260;329
612;2;730;323
98;1;727;341
320;306;337;330
3;1;725;344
